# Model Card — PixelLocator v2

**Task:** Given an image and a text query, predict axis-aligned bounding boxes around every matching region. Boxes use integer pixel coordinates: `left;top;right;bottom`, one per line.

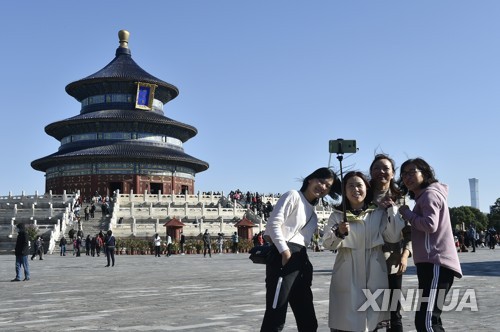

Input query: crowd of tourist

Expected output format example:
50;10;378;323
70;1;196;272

454;225;498;252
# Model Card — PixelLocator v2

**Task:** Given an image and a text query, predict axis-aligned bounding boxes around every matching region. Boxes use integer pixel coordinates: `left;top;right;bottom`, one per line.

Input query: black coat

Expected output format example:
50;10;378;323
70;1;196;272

15;230;30;256
203;233;211;245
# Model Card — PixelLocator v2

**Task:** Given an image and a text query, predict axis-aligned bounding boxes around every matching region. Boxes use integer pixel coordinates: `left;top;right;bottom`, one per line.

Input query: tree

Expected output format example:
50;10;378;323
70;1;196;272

449;206;488;232
488;198;500;229
490;198;500;215
25;224;39;241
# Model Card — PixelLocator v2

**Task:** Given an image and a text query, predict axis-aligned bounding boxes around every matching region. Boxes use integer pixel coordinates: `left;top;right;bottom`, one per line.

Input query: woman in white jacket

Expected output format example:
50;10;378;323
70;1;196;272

153;233;162;257
261;167;341;332
323;171;405;332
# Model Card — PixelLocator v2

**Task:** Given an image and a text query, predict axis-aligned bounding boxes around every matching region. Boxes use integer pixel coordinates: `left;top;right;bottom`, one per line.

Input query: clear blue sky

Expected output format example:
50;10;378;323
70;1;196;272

0;1;498;213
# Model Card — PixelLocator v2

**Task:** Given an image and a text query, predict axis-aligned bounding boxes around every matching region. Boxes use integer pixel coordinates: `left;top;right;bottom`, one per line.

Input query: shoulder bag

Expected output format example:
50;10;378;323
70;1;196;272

249;212;314;264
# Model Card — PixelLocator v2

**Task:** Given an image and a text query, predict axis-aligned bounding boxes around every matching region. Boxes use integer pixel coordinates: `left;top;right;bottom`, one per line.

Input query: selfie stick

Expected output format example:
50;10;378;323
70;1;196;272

331;140;349;237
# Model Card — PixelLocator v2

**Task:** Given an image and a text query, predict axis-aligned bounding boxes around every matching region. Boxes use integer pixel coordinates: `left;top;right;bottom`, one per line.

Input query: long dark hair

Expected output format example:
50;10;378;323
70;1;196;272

369;153;402;200
299;167;342;204
398;158;438;199
338;171;373;212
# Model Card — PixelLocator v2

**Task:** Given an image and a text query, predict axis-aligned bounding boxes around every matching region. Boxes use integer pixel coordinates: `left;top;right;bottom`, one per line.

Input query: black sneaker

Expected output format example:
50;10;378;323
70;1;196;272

11;279;21;282
23;278;30;281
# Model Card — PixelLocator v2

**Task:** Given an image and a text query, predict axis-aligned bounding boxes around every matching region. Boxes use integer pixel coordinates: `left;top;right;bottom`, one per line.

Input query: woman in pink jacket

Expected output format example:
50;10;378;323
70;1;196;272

398;158;462;332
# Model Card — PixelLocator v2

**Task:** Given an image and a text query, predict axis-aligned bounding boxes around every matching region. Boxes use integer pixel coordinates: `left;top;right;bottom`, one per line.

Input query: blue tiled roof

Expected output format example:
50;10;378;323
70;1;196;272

44;109;197;142
65;47;179;103
31;142;209;173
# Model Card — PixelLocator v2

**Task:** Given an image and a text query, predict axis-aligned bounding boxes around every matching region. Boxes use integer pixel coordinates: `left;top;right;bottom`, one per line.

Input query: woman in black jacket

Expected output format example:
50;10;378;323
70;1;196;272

12;223;30;281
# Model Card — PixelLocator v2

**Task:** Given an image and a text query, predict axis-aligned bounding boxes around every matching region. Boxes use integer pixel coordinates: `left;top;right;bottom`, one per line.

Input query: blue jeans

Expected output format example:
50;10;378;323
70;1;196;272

106;247;115;266
15;255;30;280
60;245;66;256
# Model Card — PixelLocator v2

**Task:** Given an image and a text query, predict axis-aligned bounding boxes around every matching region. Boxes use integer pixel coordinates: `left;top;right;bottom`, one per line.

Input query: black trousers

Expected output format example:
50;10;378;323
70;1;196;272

469;238;476;252
415;263;454;332
31;248;43;260
260;243;317;332
387;273;403;332
203;243;211;257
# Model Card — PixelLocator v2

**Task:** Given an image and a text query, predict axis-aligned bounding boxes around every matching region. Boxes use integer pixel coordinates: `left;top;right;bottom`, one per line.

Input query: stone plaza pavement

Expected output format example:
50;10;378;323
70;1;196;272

1;247;499;332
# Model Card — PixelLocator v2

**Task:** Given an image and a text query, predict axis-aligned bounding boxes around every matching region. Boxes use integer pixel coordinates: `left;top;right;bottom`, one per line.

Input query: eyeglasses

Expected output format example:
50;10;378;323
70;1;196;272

401;169;421;178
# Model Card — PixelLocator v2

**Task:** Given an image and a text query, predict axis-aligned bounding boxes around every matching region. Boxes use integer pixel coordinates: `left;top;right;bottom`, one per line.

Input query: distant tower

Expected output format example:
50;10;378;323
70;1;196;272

469;178;479;210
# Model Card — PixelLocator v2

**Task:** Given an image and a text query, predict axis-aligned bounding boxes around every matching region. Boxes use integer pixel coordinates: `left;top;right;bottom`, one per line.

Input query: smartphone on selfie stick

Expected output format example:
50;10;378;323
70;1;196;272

329;139;357;237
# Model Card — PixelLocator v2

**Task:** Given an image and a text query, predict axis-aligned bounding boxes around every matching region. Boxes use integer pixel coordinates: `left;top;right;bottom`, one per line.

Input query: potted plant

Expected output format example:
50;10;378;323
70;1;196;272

115;237;122;255
195;239;203;254
239;238;252;253
185;239;195;254
170;241;179;255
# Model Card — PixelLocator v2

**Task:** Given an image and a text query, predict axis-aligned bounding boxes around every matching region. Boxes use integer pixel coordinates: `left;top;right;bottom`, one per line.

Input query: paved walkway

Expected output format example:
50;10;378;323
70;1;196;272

1;247;498;331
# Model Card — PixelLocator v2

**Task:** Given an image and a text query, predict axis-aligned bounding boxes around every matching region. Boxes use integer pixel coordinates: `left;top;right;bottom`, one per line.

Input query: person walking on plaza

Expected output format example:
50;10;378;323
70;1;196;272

105;230;116;267
180;232;186;255
166;234;172;257
468;224;477;253
203;229;212;258
217;233;224;254
323;171;404;332
12;223;30;282
398;158;462;332
369;154;412;332
59;236;67;256
85;234;91;256
231;231;239;253
31;236;44;261
153;233;162;257
95;233;103;257
75;236;82;257
261;167;341;332
90;236;96;257
487;226;497;249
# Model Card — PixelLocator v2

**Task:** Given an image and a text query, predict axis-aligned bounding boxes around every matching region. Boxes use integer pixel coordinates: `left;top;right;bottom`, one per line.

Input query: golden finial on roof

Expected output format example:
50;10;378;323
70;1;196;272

118;30;130;48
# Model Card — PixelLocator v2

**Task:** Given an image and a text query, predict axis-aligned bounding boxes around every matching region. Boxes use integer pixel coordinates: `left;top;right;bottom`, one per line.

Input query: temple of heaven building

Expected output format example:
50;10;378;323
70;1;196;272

31;30;209;197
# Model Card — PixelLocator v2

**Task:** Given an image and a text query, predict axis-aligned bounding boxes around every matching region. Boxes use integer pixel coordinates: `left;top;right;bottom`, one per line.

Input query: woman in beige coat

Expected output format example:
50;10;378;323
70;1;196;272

323;171;405;332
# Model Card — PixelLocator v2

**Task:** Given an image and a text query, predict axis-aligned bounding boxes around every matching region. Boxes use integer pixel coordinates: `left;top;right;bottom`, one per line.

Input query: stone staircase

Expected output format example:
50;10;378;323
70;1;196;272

56;211;111;255
60;208;112;242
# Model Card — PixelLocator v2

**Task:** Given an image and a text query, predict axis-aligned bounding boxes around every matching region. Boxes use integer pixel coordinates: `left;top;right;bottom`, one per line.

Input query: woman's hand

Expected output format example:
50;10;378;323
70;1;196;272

339;221;350;236
397;249;410;275
380;197;395;209
399;205;410;215
281;249;291;266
